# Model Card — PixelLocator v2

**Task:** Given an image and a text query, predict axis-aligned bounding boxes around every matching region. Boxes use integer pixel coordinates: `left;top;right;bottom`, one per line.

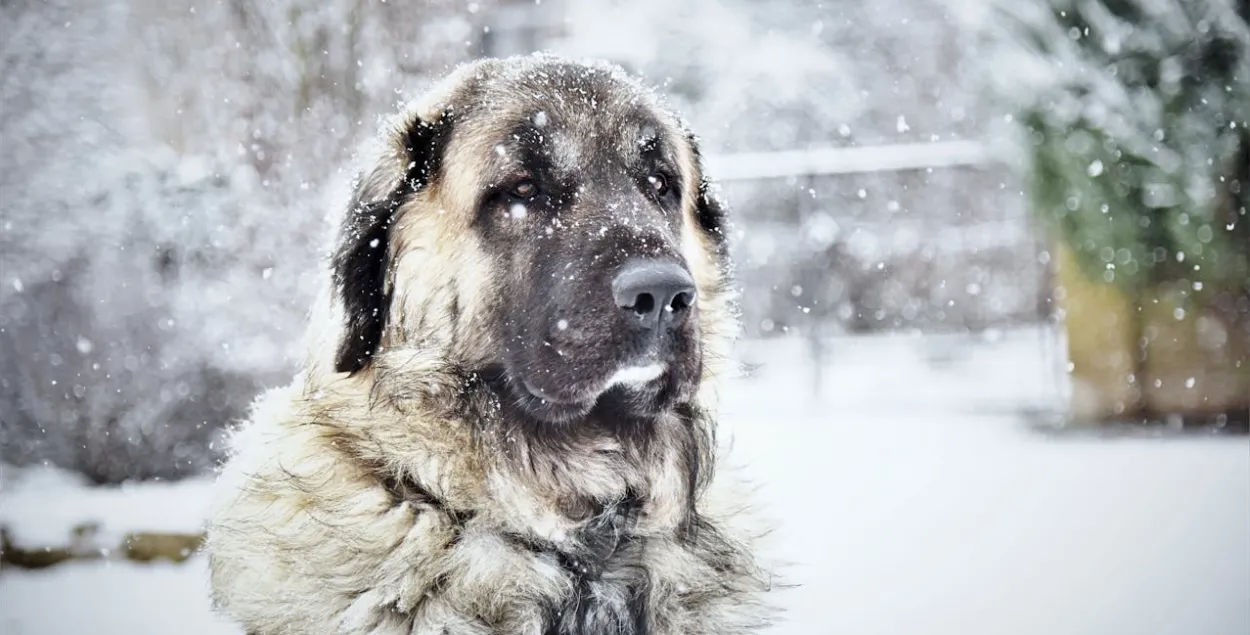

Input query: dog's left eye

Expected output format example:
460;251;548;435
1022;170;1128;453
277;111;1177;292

647;173;669;197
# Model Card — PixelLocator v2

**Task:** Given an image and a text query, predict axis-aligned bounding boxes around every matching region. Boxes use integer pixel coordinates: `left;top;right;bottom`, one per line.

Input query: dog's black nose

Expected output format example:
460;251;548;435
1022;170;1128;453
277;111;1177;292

612;260;697;329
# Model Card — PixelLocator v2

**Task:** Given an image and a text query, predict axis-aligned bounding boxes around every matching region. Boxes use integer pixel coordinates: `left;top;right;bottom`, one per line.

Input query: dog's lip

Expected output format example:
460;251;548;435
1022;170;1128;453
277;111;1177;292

513;363;668;422
514;380;595;423
522;362;666;404
520;379;585;406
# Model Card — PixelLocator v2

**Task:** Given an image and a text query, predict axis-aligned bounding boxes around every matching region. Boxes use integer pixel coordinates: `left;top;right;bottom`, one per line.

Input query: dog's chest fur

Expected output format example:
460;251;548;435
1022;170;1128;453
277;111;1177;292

429;483;712;635
207;370;773;635
422;411;702;634
511;499;650;634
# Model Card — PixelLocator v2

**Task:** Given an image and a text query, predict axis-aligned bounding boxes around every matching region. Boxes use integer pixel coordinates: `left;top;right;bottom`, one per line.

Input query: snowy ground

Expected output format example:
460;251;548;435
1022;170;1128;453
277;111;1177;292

2;327;1247;635
0;467;215;548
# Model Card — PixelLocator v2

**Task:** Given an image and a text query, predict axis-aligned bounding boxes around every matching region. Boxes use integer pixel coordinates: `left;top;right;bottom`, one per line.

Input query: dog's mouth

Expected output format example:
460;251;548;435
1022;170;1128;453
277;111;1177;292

507;363;669;424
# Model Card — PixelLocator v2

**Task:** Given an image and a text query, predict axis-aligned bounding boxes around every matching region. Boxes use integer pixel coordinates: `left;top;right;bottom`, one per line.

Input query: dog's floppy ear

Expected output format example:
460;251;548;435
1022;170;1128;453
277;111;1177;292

695;178;728;241
331;109;455;374
685;132;730;254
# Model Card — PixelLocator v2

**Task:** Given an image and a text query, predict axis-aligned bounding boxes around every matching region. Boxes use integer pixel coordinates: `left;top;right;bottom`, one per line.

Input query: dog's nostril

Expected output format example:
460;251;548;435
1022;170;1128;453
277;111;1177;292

632;293;656;315
669;291;694;313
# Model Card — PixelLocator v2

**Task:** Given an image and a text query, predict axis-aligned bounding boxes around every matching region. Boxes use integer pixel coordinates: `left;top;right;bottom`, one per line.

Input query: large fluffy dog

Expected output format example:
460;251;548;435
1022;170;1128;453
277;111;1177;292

206;54;777;634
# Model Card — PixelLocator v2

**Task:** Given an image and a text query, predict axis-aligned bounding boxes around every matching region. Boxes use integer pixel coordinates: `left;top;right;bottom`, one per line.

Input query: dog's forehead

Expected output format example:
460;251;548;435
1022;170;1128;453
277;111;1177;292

530;109;660;175
469;62;677;172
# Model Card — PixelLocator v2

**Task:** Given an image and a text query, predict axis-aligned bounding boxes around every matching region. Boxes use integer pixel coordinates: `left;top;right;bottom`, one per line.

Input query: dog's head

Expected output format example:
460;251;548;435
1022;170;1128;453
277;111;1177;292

323;54;735;425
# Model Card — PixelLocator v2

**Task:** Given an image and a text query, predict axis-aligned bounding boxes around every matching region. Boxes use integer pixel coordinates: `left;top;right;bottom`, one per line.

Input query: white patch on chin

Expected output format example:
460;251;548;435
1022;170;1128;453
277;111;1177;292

603;363;665;390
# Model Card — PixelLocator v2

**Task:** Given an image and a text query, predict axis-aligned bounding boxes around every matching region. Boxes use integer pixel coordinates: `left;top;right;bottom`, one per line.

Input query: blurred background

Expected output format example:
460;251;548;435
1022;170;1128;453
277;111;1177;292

1;0;1246;633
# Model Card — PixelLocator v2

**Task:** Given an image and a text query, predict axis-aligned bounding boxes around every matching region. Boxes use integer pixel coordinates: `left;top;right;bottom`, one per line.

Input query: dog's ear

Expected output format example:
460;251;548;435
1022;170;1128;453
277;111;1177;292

695;178;728;240
331;109;455;374
685;132;730;254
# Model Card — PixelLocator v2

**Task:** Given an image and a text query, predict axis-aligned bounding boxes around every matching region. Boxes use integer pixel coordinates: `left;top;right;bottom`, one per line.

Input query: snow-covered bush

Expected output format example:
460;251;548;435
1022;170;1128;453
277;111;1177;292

0;0;490;482
0;149;311;483
986;0;1250;294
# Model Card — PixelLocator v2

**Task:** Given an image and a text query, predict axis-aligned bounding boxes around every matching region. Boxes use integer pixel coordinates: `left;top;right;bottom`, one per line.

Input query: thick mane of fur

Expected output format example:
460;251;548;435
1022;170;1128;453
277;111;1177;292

205;54;778;635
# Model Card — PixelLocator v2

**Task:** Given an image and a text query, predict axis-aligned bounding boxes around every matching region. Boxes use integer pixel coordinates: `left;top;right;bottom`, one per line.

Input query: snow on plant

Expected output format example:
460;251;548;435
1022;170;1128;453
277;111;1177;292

987;0;1250;295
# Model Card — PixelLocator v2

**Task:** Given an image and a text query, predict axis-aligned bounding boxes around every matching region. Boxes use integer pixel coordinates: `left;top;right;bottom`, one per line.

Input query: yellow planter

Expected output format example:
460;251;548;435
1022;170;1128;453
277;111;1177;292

1053;243;1250;425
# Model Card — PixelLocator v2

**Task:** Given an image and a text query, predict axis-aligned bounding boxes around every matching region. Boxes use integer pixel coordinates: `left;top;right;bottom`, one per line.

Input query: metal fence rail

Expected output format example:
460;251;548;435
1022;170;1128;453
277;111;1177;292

705;140;990;181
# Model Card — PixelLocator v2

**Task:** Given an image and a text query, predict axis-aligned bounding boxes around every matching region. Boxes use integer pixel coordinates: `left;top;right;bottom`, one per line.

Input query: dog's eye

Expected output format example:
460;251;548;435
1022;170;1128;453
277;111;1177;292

512;180;537;199
647;174;669;196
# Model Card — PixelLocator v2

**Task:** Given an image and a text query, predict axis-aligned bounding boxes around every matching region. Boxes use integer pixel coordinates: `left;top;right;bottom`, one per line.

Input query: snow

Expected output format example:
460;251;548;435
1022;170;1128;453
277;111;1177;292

2;328;1246;634
0;558;238;635
725;331;1249;635
0;467;215;548
745;422;1248;635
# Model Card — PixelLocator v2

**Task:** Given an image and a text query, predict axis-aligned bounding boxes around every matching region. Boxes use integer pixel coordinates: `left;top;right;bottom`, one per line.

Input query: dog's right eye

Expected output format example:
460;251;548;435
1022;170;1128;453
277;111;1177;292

511;180;537;199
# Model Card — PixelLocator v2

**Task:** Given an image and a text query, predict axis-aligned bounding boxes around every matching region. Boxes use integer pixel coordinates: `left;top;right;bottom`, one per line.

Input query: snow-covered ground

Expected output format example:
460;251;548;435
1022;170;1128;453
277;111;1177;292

0;467;215;548
2;328;1247;635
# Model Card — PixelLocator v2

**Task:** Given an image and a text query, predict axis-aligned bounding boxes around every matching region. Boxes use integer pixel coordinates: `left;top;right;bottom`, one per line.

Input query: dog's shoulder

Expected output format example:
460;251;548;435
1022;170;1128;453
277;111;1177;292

205;379;463;634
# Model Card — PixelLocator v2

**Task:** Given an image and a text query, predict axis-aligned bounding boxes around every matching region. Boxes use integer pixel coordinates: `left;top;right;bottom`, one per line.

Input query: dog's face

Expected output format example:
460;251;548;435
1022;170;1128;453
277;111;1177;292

329;56;733;425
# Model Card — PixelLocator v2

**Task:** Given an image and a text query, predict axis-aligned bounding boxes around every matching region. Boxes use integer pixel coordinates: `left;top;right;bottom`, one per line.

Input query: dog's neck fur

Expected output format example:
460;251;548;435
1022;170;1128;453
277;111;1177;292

298;349;723;633
315;343;717;547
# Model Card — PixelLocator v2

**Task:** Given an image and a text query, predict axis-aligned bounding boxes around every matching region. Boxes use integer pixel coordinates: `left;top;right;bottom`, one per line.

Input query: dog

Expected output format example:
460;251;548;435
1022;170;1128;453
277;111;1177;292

205;53;778;635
